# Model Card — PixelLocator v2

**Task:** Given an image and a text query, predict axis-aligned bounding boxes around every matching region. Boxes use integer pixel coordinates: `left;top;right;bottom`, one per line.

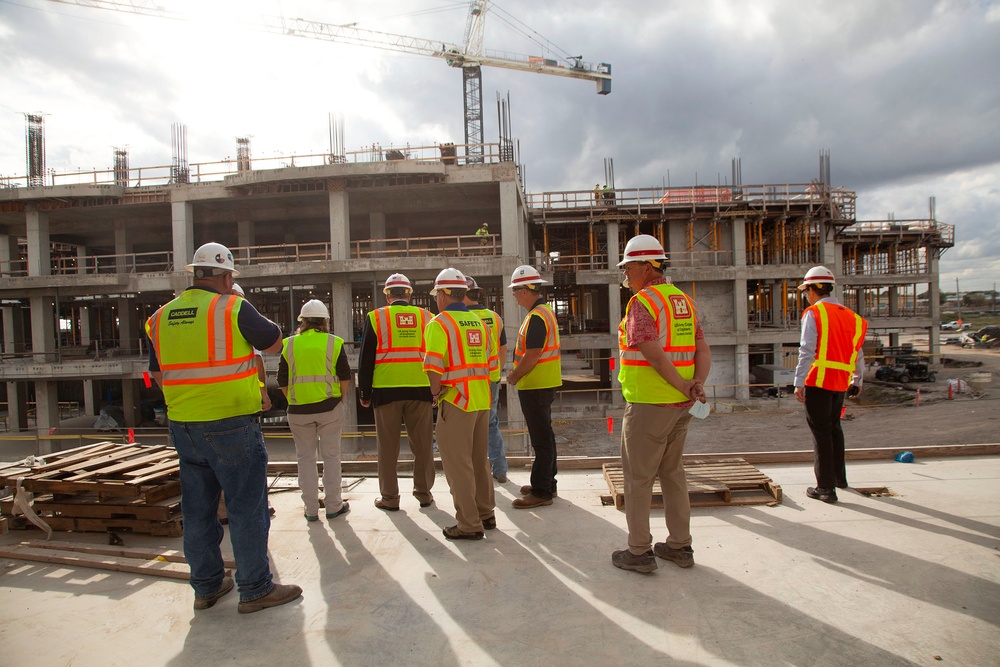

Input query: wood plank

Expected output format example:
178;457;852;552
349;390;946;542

128;463;181;486
17;540;236;568
44;445;148;475
0;545;192;580
603;458;781;509
24;515;184;537
64;447;172;480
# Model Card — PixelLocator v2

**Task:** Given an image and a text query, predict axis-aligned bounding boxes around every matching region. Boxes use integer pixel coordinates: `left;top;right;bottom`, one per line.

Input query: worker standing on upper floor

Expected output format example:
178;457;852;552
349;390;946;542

506;264;562;509
476;222;491;253
358;274;436;512
145;241;301;613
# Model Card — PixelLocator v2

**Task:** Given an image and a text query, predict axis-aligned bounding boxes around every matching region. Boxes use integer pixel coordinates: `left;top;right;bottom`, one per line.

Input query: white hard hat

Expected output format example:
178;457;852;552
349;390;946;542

465;275;480;290
798;266;836;291
617;234;666;267
230;283;245;297
298;299;330;320
186;242;239;276
430;267;467;296
508;264;546;289
383;273;412;293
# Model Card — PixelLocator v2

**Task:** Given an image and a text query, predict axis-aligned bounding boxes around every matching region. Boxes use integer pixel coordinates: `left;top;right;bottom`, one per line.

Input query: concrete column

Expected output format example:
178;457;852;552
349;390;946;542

26;206;51;277
734;278;748;331
735;343;750;401
2;306;26;355
34;380;60;448
117;298;135;353
499;180;523;258
115;219;133;273
731;217;747;267
237;217;255;264
5;382;29;432
503;299;526;455
928;253;941;362
77;244;89;274
369;210;386;252
667;220;687;262
328;184;350;261
79;306;92;346
122;379;141;428
888;286;900;317
0;234;18;277
607;222;623;396
330;280;357;430
83;379;97;417
171;201;194;271
818;220;837;268
29;296;55;363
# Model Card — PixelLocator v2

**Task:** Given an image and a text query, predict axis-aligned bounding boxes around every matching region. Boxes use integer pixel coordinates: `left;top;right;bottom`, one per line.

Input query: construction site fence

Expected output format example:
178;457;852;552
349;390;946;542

0;143;509;189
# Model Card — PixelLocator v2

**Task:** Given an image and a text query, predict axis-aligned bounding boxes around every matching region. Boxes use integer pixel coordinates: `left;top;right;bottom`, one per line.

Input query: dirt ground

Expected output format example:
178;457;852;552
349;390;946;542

554;346;1000;457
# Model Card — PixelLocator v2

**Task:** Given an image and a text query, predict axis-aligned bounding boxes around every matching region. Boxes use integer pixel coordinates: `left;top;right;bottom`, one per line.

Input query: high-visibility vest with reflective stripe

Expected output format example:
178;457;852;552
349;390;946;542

513;303;562;390
469;306;503;382
423;311;491;411
369;305;431;388
281;329;345;406
146;289;259;422
618;283;697;405
803;301;867;392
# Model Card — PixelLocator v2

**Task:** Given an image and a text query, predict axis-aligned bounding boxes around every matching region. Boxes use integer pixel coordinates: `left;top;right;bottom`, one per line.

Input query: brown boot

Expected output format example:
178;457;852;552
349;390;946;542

237;584;303;614
512;494;553;509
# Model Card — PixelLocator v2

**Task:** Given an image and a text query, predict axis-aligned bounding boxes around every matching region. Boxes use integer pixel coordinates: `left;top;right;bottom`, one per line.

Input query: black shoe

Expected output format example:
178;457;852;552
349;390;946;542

835;480;849;489
612;549;657;573
653;543;695;568
806;487;838;503
482;515;497;530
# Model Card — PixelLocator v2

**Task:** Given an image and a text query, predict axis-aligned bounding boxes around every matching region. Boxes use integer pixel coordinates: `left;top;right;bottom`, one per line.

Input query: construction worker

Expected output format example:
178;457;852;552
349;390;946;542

611;234;712;573
278;299;352;522
146;242;301;613
794;266;867;504
424;267;495;539
506;264;562;509
594;184;602;205
463;275;508;482
358;273;436;511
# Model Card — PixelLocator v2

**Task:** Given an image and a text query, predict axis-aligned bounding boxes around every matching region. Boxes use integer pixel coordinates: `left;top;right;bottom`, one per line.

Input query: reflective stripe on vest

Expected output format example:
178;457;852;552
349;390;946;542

370;305;431;388
470;306;503;382
804;302;867;392
282;330;344;406
513;303;562;390
146;290;259;421
618;283;697;405
424;311;491;411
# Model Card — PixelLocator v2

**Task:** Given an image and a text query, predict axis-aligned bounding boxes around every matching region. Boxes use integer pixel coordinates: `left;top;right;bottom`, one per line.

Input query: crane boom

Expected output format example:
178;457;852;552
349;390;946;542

44;0;612;160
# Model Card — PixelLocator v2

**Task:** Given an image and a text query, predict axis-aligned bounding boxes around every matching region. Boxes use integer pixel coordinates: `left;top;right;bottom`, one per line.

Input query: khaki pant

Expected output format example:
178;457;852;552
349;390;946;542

288;403;345;516
374;400;435;507
436;402;495;532
621;402;693;554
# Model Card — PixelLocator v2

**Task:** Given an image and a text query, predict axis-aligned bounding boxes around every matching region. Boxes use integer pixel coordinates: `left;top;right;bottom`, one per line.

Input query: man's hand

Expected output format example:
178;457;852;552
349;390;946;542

261;391;272;412
360;399;371;408
846;385;861;399
794;387;806;403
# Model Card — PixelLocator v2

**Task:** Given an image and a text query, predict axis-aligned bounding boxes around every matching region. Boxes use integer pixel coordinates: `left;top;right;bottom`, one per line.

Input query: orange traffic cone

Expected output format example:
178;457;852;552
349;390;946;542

948;382;954;400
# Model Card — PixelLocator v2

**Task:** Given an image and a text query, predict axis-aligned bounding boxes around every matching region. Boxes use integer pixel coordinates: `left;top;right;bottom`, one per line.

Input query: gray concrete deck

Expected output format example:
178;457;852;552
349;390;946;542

1;456;998;666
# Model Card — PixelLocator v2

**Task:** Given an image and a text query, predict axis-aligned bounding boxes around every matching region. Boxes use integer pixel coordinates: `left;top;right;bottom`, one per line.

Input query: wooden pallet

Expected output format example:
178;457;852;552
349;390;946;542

602;458;782;509
0;442;183;536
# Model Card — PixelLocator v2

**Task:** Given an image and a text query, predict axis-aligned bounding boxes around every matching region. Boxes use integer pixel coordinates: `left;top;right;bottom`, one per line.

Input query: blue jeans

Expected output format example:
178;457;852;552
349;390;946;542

169;415;274;602
487;381;507;477
518;387;557;498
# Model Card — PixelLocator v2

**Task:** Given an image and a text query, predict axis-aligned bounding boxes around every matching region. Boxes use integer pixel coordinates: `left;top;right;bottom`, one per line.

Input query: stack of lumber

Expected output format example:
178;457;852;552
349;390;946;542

0;442;183;537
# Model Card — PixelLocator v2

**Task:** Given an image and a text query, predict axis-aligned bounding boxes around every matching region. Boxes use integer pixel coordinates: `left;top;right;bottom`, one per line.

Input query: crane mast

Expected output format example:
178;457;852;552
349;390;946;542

44;0;612;162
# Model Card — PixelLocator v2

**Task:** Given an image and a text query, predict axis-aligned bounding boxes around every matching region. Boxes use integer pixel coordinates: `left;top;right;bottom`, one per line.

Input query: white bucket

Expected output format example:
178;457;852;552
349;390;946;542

967;371;992;394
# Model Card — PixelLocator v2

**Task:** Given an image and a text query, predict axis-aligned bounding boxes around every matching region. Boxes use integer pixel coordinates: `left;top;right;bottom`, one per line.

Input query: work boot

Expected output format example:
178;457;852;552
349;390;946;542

612;549;657;573
237;584;303;614
193;575;234;610
806;487;838;503
653;543;695;568
512;494;553;509
519;485;556;497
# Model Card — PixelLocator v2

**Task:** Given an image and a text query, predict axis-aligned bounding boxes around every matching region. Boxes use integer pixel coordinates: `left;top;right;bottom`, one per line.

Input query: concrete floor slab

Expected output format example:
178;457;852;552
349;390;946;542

1;457;998;666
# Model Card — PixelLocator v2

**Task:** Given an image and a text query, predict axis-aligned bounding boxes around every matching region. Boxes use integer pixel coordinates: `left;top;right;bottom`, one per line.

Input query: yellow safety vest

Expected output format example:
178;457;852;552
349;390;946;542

281;330;345;406
423;310;491;411
146;289;259;422
513;303;562;390
470;306;503;382
369;305;431;388
618;283;697;405
803;302;867;392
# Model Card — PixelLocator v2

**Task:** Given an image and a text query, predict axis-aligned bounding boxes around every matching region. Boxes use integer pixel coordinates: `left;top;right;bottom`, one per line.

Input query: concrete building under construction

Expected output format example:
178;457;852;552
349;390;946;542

0;139;954;446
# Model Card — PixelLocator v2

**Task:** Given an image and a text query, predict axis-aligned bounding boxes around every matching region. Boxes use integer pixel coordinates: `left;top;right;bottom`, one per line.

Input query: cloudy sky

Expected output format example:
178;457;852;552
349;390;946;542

2;0;998;293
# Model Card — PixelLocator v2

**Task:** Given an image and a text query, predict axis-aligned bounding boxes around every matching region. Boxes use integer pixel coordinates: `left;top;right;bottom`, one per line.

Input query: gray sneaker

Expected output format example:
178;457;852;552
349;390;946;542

193;574;234;610
237;583;303;614
653;543;694;568
612;549;657;573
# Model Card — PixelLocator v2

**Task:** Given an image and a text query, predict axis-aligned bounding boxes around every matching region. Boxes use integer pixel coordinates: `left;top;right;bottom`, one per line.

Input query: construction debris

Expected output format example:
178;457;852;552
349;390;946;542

602;458;783;508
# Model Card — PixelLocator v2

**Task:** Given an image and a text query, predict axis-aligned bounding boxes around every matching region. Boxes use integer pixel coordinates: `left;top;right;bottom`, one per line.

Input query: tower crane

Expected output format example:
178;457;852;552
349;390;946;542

45;0;612;162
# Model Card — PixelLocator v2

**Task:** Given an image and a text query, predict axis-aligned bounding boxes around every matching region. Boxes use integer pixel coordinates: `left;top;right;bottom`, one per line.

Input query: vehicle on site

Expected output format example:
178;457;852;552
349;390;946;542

875;357;936;383
941;320;972;331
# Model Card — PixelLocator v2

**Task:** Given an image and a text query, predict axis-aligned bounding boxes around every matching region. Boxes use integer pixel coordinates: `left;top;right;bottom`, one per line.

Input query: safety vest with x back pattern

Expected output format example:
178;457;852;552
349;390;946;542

513;302;562;390
803;301;867;392
282;329;345;406
423;311;491;411
146;289;259;422
369;304;432;388
618;283;697;405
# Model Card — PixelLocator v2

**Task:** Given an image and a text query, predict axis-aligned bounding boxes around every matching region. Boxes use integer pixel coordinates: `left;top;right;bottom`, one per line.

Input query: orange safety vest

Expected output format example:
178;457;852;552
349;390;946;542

803;301;867;392
146;290;259;422
369;304;432;388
